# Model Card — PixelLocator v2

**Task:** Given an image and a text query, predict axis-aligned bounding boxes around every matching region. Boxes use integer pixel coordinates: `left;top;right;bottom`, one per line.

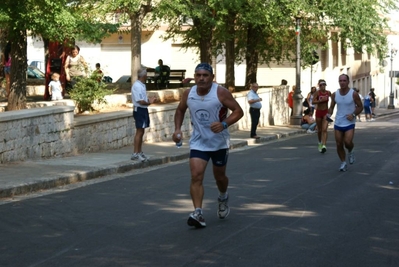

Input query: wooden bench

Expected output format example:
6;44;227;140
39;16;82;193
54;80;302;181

146;68;186;89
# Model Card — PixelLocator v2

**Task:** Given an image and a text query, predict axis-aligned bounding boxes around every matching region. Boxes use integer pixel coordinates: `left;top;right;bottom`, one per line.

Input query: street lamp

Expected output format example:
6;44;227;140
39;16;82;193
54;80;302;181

290;16;302;125
388;46;397;109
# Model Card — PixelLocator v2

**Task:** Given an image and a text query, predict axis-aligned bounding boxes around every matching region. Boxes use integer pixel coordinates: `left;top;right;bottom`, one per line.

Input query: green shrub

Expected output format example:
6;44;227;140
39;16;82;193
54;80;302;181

69;77;115;113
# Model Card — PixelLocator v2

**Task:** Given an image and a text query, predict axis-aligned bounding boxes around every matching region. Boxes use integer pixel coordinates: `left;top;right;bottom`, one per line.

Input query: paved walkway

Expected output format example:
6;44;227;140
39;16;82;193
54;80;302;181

1;107;398;199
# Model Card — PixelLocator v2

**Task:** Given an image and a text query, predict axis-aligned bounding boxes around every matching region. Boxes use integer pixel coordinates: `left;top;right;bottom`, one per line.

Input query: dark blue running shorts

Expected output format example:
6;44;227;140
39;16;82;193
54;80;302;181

190;149;229;167
133;107;150;129
334;124;355;132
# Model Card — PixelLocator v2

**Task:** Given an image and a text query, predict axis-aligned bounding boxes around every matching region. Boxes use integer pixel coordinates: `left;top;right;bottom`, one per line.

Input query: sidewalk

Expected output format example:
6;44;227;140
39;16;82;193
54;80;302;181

1;107;397;199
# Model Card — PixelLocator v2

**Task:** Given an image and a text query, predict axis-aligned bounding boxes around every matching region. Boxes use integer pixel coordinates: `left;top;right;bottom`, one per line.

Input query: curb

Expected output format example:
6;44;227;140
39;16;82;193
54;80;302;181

0;135;287;199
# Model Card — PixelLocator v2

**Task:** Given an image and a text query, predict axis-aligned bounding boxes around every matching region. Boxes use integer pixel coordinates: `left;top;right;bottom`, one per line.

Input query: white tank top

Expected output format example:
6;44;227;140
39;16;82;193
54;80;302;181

334;88;356;127
187;83;230;151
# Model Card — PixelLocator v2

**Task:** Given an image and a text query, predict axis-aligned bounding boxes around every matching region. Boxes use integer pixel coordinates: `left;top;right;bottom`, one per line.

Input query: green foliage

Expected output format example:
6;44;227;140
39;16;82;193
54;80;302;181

153;0;397;65
0;0;120;110
68;76;115;113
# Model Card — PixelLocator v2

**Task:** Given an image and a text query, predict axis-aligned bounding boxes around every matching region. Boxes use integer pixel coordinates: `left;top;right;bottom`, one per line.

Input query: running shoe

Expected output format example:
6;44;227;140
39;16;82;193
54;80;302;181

348;150;355;164
321;145;327;153
318;143;322;152
217;194;230;219
131;152;148;162
187;211;206;228
139;152;148;162
307;129;315;134
339;162;347;172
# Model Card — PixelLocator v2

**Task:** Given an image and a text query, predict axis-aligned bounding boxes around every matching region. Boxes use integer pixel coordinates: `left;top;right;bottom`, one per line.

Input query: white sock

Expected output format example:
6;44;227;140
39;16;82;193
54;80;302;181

195;208;202;214
219;192;228;200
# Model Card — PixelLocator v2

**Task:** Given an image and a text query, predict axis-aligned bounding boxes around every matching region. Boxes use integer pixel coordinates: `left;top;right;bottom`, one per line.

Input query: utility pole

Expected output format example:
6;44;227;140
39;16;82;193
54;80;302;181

291;17;302;125
388;45;397;109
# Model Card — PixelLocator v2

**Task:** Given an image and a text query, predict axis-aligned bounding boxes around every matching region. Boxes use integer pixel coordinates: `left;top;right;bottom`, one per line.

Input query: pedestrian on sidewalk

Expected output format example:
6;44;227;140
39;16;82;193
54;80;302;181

173;63;243;228
353;88;363;122
305;86;317;114
312;79;331;153
247;82;262;139
301;108;317;133
131;68;156;162
369;88;377;117
363;92;375;122
1;42;11;98
328;74;363;172
286;85;295;116
64;45;88;92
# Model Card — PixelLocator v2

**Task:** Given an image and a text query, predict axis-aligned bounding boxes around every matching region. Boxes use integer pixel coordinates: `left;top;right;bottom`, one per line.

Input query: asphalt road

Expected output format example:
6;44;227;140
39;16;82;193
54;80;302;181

1;114;399;267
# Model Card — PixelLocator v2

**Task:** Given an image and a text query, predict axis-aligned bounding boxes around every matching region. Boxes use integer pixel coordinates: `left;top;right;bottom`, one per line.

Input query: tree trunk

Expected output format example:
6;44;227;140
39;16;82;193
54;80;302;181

7;31;27;111
130;3;151;86
245;26;259;90
225;13;236;92
194;23;212;64
193;11;213;64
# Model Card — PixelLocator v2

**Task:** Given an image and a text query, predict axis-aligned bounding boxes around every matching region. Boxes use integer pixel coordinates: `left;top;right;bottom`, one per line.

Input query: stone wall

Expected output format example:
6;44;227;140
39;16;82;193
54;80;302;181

0;86;290;163
0;106;75;163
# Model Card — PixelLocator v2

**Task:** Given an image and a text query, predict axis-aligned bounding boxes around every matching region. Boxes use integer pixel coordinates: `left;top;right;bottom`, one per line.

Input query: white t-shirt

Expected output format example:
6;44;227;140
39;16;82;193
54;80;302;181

48;80;62;93
131;80;148;110
247;89;262;109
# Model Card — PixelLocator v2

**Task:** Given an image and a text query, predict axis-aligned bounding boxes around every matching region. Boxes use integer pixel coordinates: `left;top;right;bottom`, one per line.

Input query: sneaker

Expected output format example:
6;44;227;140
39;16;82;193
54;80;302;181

339;162;347;172
318;143;322;152
348;150;355;164
306;129;315;134
131;152;148;162
217;194;230;219
370;118;375;121
139;152;148;162
187;211;206;228
321;145;327;153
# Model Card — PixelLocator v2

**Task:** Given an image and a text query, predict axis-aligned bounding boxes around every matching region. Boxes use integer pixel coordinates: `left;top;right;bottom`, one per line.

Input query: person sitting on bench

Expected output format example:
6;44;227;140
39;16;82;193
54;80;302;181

154;59;170;89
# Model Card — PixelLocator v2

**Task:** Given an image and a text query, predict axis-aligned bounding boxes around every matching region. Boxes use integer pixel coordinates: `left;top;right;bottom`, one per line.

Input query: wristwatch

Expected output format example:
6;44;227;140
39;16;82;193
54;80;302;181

221;121;228;129
352;113;356;117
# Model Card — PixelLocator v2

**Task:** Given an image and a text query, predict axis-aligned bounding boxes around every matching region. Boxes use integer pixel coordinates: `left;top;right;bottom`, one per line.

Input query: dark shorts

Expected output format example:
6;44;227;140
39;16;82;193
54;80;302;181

4;66;10;75
334;124;355;132
371;101;376;108
133;107;150;129
315;109;328;118
364;106;372;114
190;149;229;167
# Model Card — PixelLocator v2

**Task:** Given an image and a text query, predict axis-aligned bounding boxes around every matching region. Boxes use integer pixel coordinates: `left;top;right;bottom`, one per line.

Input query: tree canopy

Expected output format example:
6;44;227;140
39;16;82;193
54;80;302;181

152;0;398;89
0;0;119;110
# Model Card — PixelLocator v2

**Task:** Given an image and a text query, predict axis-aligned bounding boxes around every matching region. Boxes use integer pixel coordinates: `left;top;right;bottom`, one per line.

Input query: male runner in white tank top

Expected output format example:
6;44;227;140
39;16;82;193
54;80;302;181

173;63;244;228
328;74;363;172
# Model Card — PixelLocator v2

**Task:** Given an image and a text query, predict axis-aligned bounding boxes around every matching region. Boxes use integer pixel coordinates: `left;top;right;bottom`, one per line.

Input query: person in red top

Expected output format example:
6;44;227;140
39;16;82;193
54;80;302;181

286;85;295;116
1;42;11;98
312;79;331;153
